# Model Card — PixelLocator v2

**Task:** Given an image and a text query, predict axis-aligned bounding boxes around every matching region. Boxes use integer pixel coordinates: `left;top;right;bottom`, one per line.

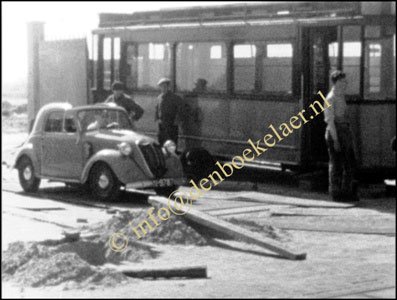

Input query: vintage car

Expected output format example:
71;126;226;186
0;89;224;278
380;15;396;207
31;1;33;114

14;103;185;200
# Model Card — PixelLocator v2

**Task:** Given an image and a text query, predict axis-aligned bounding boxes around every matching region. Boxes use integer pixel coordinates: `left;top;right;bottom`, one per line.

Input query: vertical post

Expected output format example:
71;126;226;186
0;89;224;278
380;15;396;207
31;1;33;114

27;22;44;130
110;37;115;85
300;27;312;168
337;26;344;71
254;43;264;93
171;43;177;92
119;42;128;86
292;32;301;98
97;35;104;92
359;25;365;99
380;26;393;97
226;41;234;95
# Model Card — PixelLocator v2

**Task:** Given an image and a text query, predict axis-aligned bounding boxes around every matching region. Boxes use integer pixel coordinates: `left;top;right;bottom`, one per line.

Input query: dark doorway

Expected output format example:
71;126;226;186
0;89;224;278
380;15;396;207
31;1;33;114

302;26;338;167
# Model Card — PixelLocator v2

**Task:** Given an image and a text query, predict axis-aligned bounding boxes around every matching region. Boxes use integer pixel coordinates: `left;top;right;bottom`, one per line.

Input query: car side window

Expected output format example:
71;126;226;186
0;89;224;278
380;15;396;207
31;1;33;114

64;113;77;133
44;111;64;132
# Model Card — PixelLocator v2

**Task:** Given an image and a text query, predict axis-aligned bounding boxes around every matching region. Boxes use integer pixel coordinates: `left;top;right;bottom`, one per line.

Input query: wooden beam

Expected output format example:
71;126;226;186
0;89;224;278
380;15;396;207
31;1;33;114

121;266;207;279
149;196;307;260
227;191;357;208
253;219;396;236
205;205;271;216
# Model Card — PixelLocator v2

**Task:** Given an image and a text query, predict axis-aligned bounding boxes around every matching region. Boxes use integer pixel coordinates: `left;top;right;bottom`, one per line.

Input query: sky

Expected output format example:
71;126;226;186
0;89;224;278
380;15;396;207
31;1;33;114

2;1;244;85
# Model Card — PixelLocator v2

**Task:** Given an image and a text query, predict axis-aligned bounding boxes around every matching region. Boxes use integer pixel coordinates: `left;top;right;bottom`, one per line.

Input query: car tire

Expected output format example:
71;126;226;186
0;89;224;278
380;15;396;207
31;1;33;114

18;156;41;193
154;186;178;197
89;163;121;201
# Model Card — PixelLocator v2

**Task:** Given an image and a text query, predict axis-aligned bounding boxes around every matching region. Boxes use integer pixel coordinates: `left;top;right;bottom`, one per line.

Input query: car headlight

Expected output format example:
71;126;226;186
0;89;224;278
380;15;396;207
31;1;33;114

118;142;132;156
163;140;177;155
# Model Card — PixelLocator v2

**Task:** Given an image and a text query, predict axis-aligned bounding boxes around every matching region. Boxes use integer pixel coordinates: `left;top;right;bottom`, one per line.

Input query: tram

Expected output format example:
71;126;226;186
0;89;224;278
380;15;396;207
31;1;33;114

63;2;397;171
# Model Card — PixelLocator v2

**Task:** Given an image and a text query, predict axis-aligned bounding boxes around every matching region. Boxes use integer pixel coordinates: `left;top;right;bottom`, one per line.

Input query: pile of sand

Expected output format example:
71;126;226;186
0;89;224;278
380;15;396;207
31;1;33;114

91;209;208;246
2;209;208;289
1;241;130;289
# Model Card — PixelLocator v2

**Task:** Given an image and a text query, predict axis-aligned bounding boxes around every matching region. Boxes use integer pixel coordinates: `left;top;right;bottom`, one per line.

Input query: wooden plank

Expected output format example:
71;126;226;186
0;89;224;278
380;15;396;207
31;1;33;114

234;192;357;208
246;219;396;236
205;205;271;216
149;196;307;260
121;266;207;279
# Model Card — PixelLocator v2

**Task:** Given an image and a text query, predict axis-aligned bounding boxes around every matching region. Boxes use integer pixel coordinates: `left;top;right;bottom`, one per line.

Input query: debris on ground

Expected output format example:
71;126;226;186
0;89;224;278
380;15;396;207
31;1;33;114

1;208;209;289
2;204;293;289
1;241;131;289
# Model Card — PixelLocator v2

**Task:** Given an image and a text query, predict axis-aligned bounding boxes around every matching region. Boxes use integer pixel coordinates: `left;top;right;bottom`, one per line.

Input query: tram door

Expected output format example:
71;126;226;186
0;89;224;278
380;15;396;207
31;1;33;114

302;26;338;166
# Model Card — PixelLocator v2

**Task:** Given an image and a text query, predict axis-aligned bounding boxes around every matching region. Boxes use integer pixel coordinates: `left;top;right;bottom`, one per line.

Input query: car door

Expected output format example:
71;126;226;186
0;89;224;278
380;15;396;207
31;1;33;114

41;111;83;179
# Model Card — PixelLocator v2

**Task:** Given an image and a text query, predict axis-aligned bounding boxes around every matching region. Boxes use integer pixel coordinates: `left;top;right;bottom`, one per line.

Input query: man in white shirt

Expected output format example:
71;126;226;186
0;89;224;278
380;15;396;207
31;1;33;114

324;71;358;202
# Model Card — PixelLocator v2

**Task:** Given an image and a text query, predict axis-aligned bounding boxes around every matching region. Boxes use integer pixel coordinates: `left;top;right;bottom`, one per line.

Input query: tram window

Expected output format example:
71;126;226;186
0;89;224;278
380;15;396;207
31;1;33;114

149;44;165;60
328;42;339;76
176;42;226;92
137;43;171;90
328;26;362;95
365;43;381;94
343;42;361;95
267;44;293;58
364;30;396;99
234;44;256;92
210;45;222;59
103;38;112;90
343;26;362;95
263;43;293;93
234;45;256;58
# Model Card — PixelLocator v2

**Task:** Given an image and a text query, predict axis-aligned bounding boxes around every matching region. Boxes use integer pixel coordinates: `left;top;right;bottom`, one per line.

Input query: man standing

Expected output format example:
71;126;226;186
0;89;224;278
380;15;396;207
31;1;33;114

105;81;144;124
155;78;182;146
324;71;359;202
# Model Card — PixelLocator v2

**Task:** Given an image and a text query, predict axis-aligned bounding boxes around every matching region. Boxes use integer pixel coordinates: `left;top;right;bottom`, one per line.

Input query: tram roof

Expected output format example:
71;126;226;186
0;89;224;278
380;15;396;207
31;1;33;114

96;2;362;29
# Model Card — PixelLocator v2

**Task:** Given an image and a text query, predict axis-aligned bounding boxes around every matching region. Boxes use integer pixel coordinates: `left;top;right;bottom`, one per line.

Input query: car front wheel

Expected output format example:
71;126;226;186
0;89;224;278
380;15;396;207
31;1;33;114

89;163;121;201
18;156;41;193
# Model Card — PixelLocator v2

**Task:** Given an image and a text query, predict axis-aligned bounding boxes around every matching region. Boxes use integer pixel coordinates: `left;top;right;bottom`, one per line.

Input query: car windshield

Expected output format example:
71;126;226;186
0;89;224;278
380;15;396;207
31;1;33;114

77;109;132;132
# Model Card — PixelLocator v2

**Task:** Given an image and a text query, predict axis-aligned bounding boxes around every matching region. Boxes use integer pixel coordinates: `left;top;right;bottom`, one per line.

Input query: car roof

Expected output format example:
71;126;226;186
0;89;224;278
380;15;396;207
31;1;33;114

38;102;126;114
70;103;126;112
40;102;73;112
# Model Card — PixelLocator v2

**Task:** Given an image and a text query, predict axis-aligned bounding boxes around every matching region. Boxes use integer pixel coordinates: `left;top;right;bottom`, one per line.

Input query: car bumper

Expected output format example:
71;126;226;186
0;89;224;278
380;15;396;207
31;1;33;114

125;177;186;190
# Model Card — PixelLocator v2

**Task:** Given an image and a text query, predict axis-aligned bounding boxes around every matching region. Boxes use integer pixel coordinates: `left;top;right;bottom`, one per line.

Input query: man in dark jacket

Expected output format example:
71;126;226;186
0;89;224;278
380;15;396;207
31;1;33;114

155;78;182;146
105;81;144;124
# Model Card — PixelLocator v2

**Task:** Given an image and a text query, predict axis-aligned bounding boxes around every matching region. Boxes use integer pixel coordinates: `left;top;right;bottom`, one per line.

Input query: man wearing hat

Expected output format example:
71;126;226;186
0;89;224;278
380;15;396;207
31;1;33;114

105;81;144;124
324;71;358;202
155;78;182;146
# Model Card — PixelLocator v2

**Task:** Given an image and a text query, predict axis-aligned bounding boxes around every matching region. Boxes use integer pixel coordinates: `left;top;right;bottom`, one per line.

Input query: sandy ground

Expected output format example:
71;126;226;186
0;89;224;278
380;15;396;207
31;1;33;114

1;113;396;298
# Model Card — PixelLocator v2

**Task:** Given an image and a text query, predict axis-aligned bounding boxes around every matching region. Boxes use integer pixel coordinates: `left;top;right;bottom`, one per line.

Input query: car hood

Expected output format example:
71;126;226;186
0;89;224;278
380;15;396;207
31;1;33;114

91;129;156;145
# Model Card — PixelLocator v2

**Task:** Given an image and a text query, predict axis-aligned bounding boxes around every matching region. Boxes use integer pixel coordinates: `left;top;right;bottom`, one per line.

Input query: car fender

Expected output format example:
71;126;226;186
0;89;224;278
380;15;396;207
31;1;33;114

13;143;40;175
81;149;147;184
